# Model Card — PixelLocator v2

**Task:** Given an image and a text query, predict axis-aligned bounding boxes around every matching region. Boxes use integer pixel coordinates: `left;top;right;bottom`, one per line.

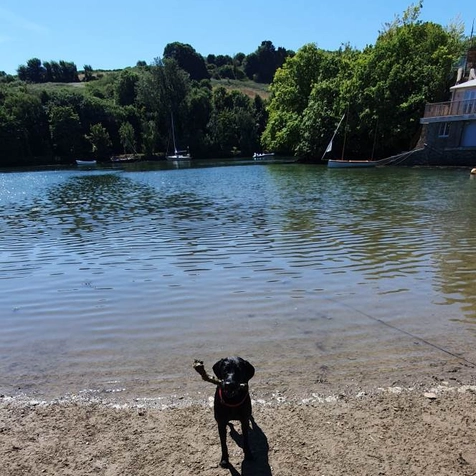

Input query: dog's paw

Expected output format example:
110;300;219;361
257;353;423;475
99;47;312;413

219;458;229;468
193;360;205;372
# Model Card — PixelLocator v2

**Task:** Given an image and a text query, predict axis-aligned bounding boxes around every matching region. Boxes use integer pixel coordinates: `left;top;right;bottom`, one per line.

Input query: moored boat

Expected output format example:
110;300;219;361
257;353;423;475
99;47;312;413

253;152;275;160
110;155;138;163
322;114;378;168
327;159;376;168
76;159;97;166
167;151;192;160
167;112;192;161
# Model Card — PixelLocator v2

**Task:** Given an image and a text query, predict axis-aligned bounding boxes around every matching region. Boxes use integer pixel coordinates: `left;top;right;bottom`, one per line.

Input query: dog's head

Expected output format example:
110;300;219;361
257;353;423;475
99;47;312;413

213;357;255;398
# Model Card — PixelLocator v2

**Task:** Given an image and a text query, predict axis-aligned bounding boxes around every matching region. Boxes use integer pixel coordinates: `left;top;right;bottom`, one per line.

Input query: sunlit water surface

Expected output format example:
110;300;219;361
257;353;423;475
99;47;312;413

2;161;476;402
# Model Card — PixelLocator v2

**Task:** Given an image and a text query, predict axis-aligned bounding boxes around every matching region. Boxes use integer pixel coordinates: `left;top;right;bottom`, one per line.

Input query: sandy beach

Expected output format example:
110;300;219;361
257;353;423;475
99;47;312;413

2;361;476;476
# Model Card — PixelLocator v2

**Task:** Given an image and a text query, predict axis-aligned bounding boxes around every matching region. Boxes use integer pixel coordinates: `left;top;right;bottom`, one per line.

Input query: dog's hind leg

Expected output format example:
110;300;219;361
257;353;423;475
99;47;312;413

241;418;253;461
217;421;229;468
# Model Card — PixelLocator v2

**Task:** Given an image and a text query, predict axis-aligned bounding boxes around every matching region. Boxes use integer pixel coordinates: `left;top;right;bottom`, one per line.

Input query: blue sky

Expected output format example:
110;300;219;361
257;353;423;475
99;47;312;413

0;0;474;75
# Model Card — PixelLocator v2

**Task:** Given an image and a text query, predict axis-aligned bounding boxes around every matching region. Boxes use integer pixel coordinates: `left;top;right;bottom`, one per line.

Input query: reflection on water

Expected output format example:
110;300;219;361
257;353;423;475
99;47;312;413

1;163;476;400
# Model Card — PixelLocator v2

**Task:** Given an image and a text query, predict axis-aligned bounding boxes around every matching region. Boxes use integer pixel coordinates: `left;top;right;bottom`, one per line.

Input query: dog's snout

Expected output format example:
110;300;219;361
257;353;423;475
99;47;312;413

224;379;237;389
222;379;239;397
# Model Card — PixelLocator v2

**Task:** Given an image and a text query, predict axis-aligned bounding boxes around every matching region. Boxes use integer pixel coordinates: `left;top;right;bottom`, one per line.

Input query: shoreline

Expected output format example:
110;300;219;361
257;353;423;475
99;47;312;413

2;380;476;475
2;378;476;410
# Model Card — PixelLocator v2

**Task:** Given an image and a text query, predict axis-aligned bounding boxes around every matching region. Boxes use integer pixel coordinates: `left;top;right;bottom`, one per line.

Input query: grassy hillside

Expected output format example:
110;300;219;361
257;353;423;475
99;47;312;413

211;78;270;99
27;75;270;100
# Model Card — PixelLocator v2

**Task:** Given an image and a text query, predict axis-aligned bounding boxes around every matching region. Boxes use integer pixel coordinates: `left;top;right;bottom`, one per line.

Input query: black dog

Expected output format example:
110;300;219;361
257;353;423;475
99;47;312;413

212;356;255;468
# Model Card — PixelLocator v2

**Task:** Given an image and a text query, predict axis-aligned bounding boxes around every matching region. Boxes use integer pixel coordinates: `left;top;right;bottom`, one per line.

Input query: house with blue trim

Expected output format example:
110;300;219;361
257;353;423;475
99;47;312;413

416;48;476;165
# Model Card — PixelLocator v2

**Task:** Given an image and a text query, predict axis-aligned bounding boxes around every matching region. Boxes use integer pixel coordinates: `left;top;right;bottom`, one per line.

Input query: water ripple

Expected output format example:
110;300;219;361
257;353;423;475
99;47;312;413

2;165;476;398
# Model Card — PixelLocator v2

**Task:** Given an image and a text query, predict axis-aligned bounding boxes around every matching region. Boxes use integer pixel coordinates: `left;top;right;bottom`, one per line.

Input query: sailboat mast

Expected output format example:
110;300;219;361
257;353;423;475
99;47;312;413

321;114;345;160
371;118;378;161
170;112;177;154
341;112;349;160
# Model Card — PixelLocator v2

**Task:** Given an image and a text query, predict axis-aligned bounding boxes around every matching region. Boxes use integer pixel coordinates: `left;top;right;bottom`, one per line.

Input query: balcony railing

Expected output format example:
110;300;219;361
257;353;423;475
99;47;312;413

424;99;476;118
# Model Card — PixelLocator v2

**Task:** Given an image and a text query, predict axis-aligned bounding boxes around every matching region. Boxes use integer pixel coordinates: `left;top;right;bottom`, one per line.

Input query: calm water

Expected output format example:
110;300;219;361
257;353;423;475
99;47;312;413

2;161;476;402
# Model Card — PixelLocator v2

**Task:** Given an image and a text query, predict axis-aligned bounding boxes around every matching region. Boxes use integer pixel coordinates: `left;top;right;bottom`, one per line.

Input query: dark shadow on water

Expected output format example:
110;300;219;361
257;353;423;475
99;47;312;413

227;416;272;476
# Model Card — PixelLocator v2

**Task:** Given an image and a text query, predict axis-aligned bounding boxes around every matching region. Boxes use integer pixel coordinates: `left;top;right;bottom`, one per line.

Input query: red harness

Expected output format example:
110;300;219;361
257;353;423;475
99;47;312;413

218;386;249;408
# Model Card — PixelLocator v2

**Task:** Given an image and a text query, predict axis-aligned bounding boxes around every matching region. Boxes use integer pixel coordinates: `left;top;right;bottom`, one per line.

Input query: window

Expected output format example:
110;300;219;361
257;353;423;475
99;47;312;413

463;90;476;114
438;122;450;137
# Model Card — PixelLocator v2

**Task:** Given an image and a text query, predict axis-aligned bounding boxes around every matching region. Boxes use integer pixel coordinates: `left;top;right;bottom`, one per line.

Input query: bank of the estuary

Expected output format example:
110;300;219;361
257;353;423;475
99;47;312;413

2;377;476;476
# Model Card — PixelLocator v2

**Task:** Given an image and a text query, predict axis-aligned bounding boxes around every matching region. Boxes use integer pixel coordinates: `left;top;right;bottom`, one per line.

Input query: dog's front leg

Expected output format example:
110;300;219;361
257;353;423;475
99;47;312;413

217;421;229;468
241;418;253;461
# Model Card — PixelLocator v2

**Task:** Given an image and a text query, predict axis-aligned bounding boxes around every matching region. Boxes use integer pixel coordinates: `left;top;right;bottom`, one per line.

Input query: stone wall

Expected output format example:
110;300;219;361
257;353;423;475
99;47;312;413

409;122;476;166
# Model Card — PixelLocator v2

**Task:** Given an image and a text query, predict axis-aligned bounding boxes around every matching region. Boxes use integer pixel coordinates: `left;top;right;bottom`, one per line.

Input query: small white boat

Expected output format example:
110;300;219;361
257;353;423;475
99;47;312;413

76;159;97;166
253;152;275;160
327;159;376;168
167;151;192;160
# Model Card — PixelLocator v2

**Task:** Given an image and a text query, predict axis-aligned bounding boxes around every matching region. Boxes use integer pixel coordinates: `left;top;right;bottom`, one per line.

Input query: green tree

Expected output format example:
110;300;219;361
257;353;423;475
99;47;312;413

184;84;213;155
58;60;79;82
244;41;292;83
83;65;94;82
114;69;139;106
118;121;136;154
17;58;45;83
0;71;14;84
136;58;191;152
352;5;464;155
47;61;62;82
233;53;246;66
163;42;209;80
137;58;190;113
0;108;28;163
2;90;51;158
86;123;112;158
262;3;464;159
17;58;78;83
141;119;158;156
215;55;233;67
262;44;344;155
207;87;258;155
49;105;84;157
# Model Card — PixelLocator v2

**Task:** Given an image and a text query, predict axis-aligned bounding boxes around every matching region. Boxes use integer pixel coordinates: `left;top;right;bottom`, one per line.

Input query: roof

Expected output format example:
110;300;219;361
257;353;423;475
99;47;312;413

450;78;476;90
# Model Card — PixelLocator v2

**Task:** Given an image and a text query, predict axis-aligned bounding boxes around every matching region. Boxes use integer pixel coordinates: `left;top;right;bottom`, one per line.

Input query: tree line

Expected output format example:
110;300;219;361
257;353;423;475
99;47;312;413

0;40;290;166
16;58;81;84
262;2;468;160
0;2;472;166
10;40;293;85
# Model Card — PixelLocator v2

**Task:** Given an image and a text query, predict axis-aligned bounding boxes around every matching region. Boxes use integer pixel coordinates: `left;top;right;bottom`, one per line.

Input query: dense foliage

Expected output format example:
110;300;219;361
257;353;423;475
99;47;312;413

0;40;292;166
262;2;466;159
17;58;79;83
0;57;267;166
0;3;471;166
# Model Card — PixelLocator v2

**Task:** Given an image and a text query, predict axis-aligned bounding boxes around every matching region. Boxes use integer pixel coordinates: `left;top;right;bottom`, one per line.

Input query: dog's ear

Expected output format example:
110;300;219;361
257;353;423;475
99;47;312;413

242;359;255;381
212;359;225;379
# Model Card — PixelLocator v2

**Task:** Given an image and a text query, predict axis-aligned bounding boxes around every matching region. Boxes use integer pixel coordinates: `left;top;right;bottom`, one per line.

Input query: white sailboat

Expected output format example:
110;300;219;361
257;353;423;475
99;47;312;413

167;113;191;161
323;114;376;168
